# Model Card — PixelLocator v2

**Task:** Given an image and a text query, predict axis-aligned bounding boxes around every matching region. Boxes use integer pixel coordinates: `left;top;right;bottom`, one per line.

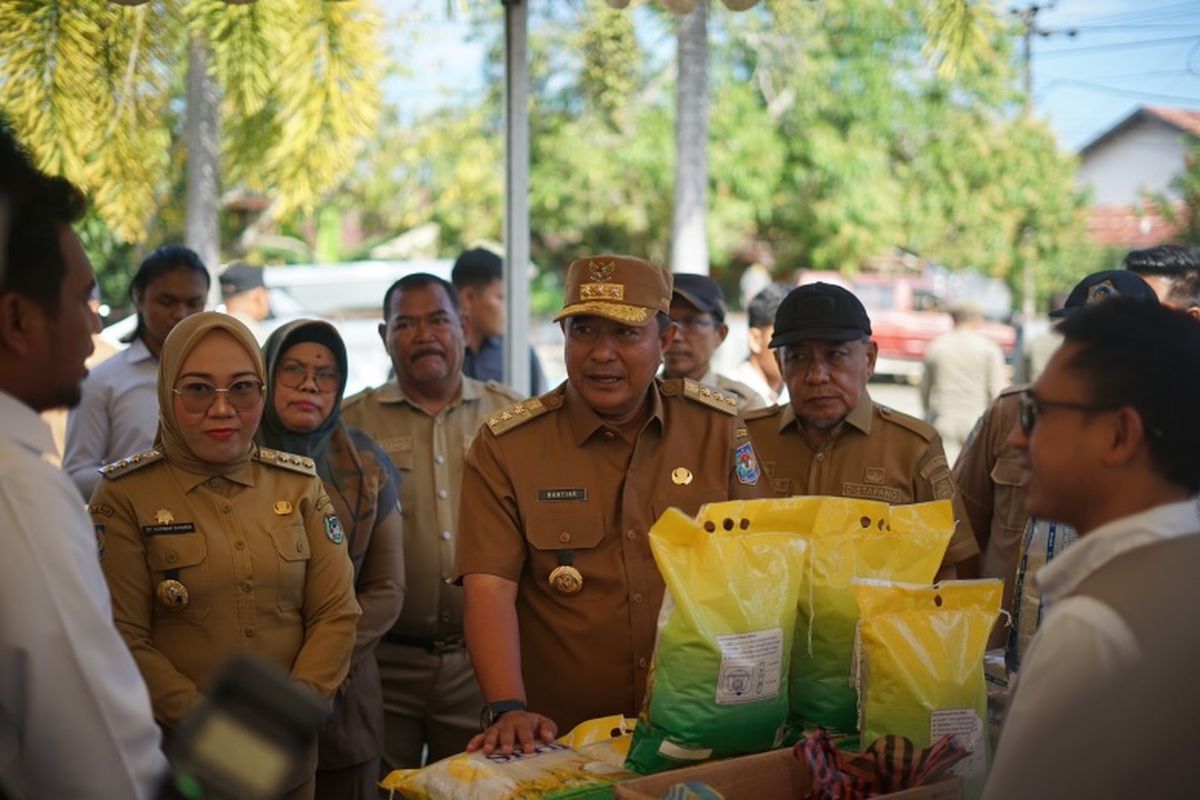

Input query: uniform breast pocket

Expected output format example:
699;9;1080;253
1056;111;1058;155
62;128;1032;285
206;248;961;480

145;533;211;619
524;509;606;595
989;457;1029;547
268;521;311;614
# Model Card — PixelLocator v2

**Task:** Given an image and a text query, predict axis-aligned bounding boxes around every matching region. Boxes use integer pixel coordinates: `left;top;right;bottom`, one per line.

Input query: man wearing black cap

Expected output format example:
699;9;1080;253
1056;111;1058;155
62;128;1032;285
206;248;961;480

953;270;1160;649
663;273;764;411
219;262;271;343
451;247;547;397
744;282;979;575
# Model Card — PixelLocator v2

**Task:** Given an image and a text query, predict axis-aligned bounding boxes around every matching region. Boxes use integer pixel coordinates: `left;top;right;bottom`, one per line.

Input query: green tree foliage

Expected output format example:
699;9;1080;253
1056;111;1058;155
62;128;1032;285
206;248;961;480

0;0;384;244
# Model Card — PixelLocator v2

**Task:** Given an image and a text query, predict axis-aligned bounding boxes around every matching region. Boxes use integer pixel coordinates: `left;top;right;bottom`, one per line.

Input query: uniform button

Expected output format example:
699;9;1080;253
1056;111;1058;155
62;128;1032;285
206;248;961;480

221;504;232;513
626;529;637;541
559;532;570;543
234;540;246;550
438;489;448;500
243;627;255;638
166;552;178;564
633;593;643;604
435;418;444;426
296;542;303;552
441;530;452;541
602;431;616;441
638;657;648;669
240;581;253;593
207;477;220;488
815;453;824;462
444;576;454;584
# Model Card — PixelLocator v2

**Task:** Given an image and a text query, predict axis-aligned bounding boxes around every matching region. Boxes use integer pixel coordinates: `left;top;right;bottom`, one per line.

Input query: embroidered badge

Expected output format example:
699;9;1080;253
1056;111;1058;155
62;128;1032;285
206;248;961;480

154;508;174;524
865;467;885;484
734;441;761;486
324;514;345;545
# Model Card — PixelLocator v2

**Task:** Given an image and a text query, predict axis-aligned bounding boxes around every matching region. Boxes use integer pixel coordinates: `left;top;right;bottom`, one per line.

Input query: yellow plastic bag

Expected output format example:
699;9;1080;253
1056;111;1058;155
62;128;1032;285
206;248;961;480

381;716;635;799
626;508;809;773
853;579;1002;784
697;498;955;736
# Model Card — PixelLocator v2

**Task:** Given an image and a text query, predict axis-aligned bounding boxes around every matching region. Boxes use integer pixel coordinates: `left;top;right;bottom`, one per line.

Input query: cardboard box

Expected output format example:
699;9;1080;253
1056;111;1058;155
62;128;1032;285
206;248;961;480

614;748;963;800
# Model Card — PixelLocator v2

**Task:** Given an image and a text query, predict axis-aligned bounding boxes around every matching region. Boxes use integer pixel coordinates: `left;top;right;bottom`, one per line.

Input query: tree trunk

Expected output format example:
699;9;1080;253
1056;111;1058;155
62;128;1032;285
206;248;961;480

670;0;709;275
185;35;222;305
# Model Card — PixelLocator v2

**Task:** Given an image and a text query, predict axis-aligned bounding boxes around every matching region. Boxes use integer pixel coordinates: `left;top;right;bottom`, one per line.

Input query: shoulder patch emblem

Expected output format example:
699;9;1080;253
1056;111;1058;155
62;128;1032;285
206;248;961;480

734;441;761;485
257;447;317;476
88;503;115;518
680;378;737;415
98;449;163;480
324;513;345;545
486;398;548;436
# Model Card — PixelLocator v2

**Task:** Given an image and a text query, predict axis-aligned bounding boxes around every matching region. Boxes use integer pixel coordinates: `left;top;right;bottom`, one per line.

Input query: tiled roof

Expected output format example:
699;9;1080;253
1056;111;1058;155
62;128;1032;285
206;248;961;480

1145;106;1200;139
1087;203;1186;249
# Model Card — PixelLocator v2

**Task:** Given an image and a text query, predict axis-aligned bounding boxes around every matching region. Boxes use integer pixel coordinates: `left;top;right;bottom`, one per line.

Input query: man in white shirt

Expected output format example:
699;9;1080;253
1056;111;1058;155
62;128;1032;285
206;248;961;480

728;282;790;406
0;125;167;799
984;297;1200;799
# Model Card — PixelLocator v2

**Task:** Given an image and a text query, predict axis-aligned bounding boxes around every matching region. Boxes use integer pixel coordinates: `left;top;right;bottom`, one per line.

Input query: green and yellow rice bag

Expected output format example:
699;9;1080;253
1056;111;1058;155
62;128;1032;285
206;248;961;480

853;579;1002;786
697;498;954;737
382;715;635;799
625;509;809;774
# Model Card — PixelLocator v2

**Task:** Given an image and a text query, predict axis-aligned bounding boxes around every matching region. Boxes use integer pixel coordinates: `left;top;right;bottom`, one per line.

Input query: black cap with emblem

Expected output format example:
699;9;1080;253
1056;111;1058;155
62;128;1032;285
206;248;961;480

769;282;872;347
1050;269;1158;318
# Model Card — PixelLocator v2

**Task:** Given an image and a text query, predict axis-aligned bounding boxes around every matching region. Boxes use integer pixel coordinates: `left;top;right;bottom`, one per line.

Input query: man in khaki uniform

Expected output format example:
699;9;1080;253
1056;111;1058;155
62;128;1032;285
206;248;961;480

455;254;771;757
663;272;764;411
744;283;979;575
341;273;523;769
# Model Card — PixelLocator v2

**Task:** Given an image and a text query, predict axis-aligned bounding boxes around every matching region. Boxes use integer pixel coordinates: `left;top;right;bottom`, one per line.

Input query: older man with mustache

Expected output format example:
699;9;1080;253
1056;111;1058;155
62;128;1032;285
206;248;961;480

342;273;523;770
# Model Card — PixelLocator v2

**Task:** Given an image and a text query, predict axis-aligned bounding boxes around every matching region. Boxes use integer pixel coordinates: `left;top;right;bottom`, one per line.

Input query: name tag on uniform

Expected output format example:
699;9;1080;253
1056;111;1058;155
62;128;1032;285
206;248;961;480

142;522;198;536
537;488;587;503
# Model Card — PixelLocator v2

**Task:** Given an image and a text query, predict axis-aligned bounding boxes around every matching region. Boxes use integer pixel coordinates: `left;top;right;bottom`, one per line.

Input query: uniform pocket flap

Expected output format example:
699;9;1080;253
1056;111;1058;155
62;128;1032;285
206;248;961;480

269;522;312;562
146;533;207;571
525;509;605;551
990;457;1025;487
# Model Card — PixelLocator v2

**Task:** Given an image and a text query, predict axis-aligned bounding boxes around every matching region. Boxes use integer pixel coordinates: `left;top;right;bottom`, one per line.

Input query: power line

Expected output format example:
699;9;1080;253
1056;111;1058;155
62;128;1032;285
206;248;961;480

1075;2;1200;25
1037;34;1200;57
1038;78;1200;104
1039;69;1197;82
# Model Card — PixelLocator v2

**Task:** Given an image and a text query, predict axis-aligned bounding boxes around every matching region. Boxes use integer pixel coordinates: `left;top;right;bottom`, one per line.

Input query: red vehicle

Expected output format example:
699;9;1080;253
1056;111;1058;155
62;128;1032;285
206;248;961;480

797;271;1016;383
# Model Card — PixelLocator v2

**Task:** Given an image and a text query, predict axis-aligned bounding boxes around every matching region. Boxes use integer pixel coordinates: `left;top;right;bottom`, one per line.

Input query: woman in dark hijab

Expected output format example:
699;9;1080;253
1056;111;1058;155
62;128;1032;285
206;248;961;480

259;319;405;800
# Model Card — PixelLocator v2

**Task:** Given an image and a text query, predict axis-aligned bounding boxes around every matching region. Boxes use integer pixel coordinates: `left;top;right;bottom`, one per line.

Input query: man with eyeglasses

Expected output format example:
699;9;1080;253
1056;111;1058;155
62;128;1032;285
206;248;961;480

983;298;1200;799
952;270;1160;650
662;273;765;411
341;273;523;770
744;282;979;578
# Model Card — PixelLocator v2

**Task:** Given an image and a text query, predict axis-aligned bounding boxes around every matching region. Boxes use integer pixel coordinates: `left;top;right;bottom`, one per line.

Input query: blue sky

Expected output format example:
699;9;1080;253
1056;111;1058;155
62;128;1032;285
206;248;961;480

379;0;1200;154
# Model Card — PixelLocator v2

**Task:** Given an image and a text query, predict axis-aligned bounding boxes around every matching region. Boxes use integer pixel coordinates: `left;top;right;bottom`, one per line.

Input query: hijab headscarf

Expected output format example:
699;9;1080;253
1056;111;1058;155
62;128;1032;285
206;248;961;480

257;319;350;490
156;311;266;476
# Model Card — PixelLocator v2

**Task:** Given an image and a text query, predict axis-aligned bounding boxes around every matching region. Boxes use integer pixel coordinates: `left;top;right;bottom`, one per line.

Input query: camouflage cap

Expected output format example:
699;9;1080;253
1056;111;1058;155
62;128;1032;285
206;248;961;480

553;254;673;327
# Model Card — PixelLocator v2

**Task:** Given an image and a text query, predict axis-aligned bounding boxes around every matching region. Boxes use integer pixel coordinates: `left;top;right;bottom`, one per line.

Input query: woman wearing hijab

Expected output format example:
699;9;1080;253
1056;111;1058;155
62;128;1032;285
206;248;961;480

259;319;405;800
90;312;359;800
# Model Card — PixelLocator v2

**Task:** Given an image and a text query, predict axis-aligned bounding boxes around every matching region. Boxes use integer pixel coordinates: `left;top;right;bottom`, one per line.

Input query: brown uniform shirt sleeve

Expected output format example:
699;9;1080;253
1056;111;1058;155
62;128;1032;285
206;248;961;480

290;479;360;697
92;481;202;727
913;435;980;565
350;498;405;668
728;417;774;501
454;430;526;582
952;407;998;557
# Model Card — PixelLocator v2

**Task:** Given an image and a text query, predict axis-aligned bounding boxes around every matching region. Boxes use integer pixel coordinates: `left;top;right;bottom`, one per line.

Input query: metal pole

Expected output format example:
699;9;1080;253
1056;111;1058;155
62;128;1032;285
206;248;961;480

503;0;531;396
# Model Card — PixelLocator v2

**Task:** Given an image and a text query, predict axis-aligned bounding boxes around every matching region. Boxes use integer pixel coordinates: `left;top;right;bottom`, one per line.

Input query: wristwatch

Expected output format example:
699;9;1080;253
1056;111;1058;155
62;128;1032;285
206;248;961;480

480;699;528;730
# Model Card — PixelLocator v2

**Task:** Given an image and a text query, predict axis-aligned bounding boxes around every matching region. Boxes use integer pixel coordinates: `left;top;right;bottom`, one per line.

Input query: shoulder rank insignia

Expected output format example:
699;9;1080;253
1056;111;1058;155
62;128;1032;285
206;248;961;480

486;398;549;436
679;378;737;415
256;447;317;476
98;449;163;480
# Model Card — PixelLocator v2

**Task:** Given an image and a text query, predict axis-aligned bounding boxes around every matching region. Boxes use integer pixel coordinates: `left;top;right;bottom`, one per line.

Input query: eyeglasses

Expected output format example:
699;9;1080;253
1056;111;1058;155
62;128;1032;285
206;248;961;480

275;363;341;392
673;315;718;333
1018;389;1116;435
173;379;265;414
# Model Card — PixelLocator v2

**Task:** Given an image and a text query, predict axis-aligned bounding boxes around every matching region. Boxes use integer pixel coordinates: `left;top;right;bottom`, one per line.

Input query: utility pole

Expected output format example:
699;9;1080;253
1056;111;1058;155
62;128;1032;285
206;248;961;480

1009;4;1077;378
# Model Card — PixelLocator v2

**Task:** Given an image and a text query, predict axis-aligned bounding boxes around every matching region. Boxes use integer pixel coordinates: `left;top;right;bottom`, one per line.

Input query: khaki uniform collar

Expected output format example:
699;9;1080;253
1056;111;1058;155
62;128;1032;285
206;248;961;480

781;391;874;436
564;379;665;447
168;453;257;492
372;375;482;409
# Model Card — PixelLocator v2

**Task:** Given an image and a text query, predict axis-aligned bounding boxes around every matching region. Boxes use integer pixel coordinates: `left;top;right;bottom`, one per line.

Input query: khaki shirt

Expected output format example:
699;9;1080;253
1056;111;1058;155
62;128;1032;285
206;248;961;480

953;385;1028;634
91;448;360;728
342;376;523;641
454;379;771;732
745;394;979;566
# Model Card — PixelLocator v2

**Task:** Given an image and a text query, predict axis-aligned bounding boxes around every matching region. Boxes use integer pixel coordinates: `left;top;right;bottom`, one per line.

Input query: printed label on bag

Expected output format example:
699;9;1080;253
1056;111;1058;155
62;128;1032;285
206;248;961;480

931;707;985;778
714;628;783;705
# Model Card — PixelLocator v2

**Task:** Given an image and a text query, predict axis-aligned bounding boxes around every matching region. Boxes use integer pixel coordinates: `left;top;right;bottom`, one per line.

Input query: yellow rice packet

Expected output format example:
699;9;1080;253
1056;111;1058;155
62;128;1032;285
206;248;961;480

853;579;1003;783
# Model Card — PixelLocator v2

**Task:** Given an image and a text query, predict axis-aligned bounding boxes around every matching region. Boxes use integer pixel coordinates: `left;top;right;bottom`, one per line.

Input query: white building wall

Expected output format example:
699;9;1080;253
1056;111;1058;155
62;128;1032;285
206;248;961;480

1077;118;1189;205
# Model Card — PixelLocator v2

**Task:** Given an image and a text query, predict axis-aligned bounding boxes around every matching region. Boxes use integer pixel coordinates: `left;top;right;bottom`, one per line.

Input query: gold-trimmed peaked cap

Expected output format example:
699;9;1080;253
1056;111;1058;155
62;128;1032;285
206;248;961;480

553;254;673;327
